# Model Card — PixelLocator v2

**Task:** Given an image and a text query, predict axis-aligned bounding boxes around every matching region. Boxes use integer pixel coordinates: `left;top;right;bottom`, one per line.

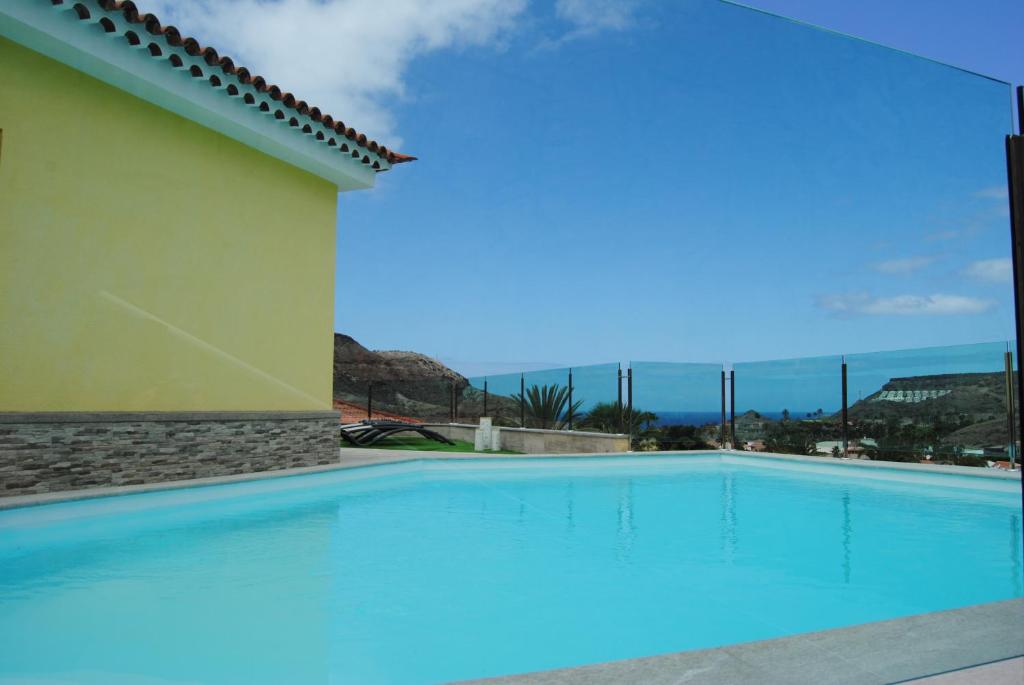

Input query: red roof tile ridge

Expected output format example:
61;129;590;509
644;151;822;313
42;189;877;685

76;0;416;166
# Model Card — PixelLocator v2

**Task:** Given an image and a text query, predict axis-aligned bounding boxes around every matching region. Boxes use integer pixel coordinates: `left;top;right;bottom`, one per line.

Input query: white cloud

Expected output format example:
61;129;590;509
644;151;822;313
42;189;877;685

555;0;638;34
974;186;1008;200
139;0;527;146
870;256;936;275
963;258;1013;284
818;292;994;316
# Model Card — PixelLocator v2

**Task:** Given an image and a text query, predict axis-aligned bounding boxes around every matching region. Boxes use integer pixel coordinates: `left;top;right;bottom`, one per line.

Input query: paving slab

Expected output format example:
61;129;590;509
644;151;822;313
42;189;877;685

902;657;1024;684
451;600;1024;685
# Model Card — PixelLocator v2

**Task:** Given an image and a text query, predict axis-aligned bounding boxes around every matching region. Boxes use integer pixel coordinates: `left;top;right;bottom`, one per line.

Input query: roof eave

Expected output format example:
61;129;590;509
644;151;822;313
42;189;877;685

0;2;387;191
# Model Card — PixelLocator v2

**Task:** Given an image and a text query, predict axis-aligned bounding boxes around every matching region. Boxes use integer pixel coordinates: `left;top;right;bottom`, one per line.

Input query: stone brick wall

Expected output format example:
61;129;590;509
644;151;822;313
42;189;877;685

0;411;340;497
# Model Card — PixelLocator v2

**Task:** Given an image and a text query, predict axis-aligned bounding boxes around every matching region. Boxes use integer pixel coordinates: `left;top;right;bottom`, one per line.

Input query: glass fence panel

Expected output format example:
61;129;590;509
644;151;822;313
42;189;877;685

336;342;1019;459
732;355;845;456
569;362;621;417
335;376;461;425
467;364;619;429
845;342;1015;466
464;371;523;426
630;362;724;450
518;364;619;430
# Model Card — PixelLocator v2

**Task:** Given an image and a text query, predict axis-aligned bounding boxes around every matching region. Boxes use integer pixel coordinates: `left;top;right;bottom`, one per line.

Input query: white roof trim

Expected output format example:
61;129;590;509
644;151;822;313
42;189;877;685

0;2;388;191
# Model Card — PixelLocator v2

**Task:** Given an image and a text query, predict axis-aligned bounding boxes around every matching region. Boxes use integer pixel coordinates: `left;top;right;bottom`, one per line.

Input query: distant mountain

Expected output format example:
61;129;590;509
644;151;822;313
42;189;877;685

846;372;1009;425
733;410;770;442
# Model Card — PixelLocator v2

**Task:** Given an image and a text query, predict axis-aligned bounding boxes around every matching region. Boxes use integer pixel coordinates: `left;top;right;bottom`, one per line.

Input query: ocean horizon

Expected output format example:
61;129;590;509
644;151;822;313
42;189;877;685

650;410;828;427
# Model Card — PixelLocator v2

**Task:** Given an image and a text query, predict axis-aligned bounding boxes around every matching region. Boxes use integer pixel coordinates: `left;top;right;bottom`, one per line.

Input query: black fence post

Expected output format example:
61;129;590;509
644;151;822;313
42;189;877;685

567;368;574;430
841;358;849;458
627;367;633;447
483;378;489;418
1006;83;1024;570
520;373;526;428
367;382;373;420
449;381;455;423
730;370;736;449
1005;350;1016;469
720;370;726;449
617;364;624;433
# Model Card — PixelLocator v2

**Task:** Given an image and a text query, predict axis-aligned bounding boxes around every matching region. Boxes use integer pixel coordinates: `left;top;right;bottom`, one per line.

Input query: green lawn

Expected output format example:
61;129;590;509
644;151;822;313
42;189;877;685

341;436;520;454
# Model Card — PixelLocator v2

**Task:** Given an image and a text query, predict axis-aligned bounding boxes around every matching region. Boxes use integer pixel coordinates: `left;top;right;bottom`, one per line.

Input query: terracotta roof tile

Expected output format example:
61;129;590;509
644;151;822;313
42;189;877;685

57;0;415;168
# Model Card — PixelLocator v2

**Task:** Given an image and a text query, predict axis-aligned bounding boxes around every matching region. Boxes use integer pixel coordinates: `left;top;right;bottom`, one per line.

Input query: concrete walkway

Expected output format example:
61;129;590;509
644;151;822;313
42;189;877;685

905;657;1023;684
452;600;1024;685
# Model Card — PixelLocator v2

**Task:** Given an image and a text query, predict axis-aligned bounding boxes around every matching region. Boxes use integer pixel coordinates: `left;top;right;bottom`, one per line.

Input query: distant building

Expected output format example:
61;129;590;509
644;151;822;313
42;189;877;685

815;438;875;457
815;440;843;455
873;389;951;403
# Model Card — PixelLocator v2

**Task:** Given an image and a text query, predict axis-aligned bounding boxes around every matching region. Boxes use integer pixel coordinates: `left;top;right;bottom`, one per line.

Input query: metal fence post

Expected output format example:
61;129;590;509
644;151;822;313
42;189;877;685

1005;350;1016;469
730;370;736;449
720;370;726;449
841;358;849;458
520;373;526;428
617;364;623;433
449;382;455;423
567;368;574;430
1005;84;1024;548
627;367;633;447
367;382;373;420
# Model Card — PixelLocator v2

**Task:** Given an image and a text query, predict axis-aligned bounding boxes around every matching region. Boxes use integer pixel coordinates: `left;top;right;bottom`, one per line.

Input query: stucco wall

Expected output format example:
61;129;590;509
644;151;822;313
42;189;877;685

0;35;337;412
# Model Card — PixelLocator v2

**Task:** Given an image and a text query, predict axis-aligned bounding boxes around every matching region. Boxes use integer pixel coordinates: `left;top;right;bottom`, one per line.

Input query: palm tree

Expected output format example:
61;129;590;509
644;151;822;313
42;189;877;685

510;383;583;429
578;402;658;434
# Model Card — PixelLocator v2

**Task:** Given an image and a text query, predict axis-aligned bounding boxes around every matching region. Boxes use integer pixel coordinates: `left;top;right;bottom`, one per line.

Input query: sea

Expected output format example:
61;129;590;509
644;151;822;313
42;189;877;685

651;411;814;427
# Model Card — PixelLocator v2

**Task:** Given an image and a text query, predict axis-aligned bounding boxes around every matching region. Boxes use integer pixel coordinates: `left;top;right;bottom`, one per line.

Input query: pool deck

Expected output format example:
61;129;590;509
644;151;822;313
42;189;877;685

451;599;1024;685
908;656;1023;683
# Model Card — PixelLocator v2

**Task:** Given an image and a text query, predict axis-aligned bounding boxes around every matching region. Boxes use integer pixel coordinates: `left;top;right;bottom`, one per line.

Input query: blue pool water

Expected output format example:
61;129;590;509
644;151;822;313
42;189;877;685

0;455;1021;684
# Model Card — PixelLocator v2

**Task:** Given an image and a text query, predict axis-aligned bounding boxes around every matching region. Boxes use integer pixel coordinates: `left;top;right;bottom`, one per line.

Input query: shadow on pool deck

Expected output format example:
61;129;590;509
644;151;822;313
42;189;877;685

451;599;1024;685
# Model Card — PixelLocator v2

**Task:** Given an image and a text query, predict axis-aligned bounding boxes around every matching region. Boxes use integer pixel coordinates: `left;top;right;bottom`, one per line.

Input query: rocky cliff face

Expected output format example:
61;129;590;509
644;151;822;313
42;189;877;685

332;334;467;421
332;334;520;423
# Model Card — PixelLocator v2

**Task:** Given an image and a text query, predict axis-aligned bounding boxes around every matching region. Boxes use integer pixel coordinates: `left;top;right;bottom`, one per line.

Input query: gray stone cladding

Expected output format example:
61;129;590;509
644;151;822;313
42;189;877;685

0;411;339;496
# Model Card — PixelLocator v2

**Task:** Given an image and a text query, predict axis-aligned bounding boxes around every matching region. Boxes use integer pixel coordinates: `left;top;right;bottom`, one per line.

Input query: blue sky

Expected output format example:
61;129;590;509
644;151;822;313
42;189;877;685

340;0;1019;375
146;0;1022;377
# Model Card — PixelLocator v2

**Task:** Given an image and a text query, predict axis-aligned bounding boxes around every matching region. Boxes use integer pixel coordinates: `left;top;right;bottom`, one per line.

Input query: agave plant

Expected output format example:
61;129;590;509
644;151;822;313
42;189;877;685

510;383;583;430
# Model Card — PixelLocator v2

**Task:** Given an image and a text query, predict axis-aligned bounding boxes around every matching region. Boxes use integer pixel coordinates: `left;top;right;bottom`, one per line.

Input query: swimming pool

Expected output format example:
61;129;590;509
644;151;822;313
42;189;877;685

0;454;1020;684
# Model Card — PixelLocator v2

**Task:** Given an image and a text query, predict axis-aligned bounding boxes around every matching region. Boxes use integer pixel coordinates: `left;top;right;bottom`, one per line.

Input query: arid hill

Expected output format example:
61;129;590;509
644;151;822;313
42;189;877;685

846;372;1008;425
332;334;516;422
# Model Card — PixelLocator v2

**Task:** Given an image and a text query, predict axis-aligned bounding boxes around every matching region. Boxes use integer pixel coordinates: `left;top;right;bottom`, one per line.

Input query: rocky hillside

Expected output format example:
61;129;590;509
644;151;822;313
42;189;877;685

846;372;1008;425
732;410;771;442
939;418;1009;449
333;334;516;422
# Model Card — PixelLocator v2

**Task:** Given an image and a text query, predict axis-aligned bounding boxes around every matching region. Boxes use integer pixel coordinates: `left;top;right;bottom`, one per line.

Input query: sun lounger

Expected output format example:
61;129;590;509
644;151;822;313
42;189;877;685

340;419;456;447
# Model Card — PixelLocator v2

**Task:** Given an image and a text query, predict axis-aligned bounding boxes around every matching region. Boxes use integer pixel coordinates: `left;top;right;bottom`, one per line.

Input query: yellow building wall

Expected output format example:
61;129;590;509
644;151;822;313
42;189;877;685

0;36;338;412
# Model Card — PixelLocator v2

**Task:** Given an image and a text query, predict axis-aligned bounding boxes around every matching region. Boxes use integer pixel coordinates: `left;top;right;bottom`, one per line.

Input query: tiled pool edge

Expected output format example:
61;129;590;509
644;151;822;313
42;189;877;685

450;598;1024;685
720;449;1022;481
1;447;1018;510
0;448;619;509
